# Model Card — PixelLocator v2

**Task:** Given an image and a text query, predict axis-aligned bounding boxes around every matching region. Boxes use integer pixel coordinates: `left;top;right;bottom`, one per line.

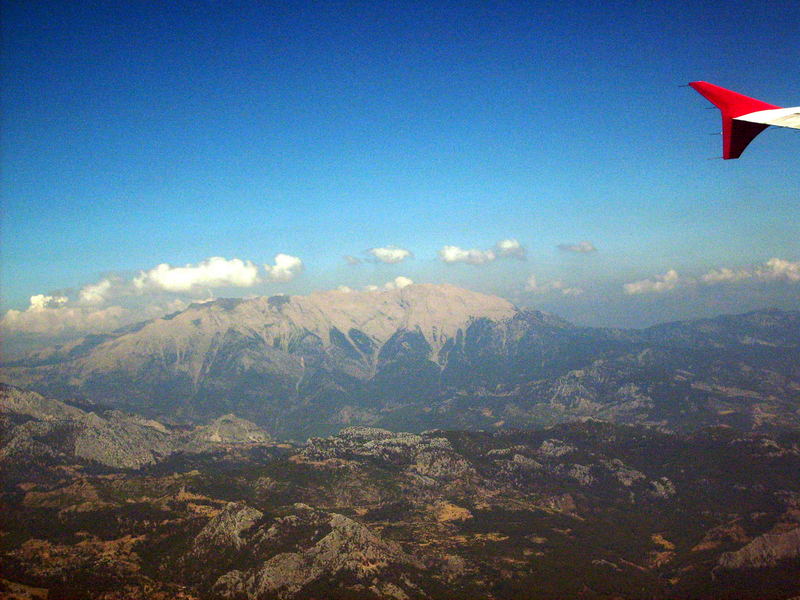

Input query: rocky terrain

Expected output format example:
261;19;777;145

0;385;272;471
2;390;800;599
1;288;799;597
1;285;798;439
183;502;427;599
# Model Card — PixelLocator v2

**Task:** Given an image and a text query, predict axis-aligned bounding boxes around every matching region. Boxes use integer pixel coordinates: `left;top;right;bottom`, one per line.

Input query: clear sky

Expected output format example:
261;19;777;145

2;1;798;350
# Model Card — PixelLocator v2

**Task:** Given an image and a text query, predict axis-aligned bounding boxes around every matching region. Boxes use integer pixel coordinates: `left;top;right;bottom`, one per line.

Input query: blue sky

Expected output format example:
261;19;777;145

2;1;798;346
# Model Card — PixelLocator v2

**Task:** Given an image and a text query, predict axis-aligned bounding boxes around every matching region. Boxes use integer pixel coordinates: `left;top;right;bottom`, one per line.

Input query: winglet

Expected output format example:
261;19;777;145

689;81;780;159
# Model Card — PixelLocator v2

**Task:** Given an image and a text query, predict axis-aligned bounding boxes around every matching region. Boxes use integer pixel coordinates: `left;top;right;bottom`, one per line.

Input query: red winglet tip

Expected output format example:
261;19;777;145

690;82;779;159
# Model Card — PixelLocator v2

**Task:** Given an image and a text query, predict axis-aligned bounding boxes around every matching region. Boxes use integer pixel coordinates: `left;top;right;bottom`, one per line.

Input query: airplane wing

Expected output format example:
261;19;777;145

689;81;799;159
735;107;800;129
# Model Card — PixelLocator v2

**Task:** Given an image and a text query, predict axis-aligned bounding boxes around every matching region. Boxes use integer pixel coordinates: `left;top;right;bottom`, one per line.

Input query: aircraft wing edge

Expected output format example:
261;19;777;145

735;107;800;130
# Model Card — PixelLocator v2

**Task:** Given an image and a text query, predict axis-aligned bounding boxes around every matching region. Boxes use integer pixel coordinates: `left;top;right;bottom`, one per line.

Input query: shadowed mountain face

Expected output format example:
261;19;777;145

1;284;799;439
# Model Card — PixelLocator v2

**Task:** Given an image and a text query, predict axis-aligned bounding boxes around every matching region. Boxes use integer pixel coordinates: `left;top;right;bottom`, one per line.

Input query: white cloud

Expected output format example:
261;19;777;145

1;295;188;338
439;245;496;265
700;258;800;286
758;258;800;282
134;257;260;292
622;259;799;296
700;267;751;284
439;239;527;265
525;275;583;296
78;278;124;305
552;281;584;297
2;299;129;336
264;253;304;282
344;255;361;266
386;275;414;289
367;246;412;264
495;238;526;259
28;294;69;310
364;276;414;292
558;241;597;253
623;269;681;295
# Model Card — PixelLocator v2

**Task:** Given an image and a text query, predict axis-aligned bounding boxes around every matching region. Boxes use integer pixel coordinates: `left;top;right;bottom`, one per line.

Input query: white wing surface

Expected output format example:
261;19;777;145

736;107;800;129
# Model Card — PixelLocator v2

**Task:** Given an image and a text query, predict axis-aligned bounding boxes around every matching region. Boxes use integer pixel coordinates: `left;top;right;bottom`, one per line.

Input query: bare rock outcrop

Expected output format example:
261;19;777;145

1;385;271;470
183;503;426;599
718;527;800;569
188;413;272;445
303;426;475;481
0;386;179;469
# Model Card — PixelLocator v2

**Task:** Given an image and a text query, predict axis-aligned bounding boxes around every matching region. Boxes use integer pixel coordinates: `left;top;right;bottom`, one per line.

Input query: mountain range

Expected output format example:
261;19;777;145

2;284;799;439
2;283;800;599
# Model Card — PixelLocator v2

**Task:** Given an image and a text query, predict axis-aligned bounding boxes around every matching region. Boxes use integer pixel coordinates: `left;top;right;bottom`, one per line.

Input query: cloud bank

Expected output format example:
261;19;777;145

2;253;304;344
623;259;800;295
700;268;751;284
1;296;187;337
2;302;129;336
702;258;800;284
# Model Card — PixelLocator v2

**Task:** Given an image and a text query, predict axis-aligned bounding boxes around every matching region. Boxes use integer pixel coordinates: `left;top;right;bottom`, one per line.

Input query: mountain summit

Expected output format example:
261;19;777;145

52;283;524;380
116;282;518;369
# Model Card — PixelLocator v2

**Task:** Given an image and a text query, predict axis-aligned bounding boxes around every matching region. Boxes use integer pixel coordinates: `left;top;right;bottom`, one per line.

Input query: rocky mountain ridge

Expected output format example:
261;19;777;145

0;385;271;470
183;502;426;599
